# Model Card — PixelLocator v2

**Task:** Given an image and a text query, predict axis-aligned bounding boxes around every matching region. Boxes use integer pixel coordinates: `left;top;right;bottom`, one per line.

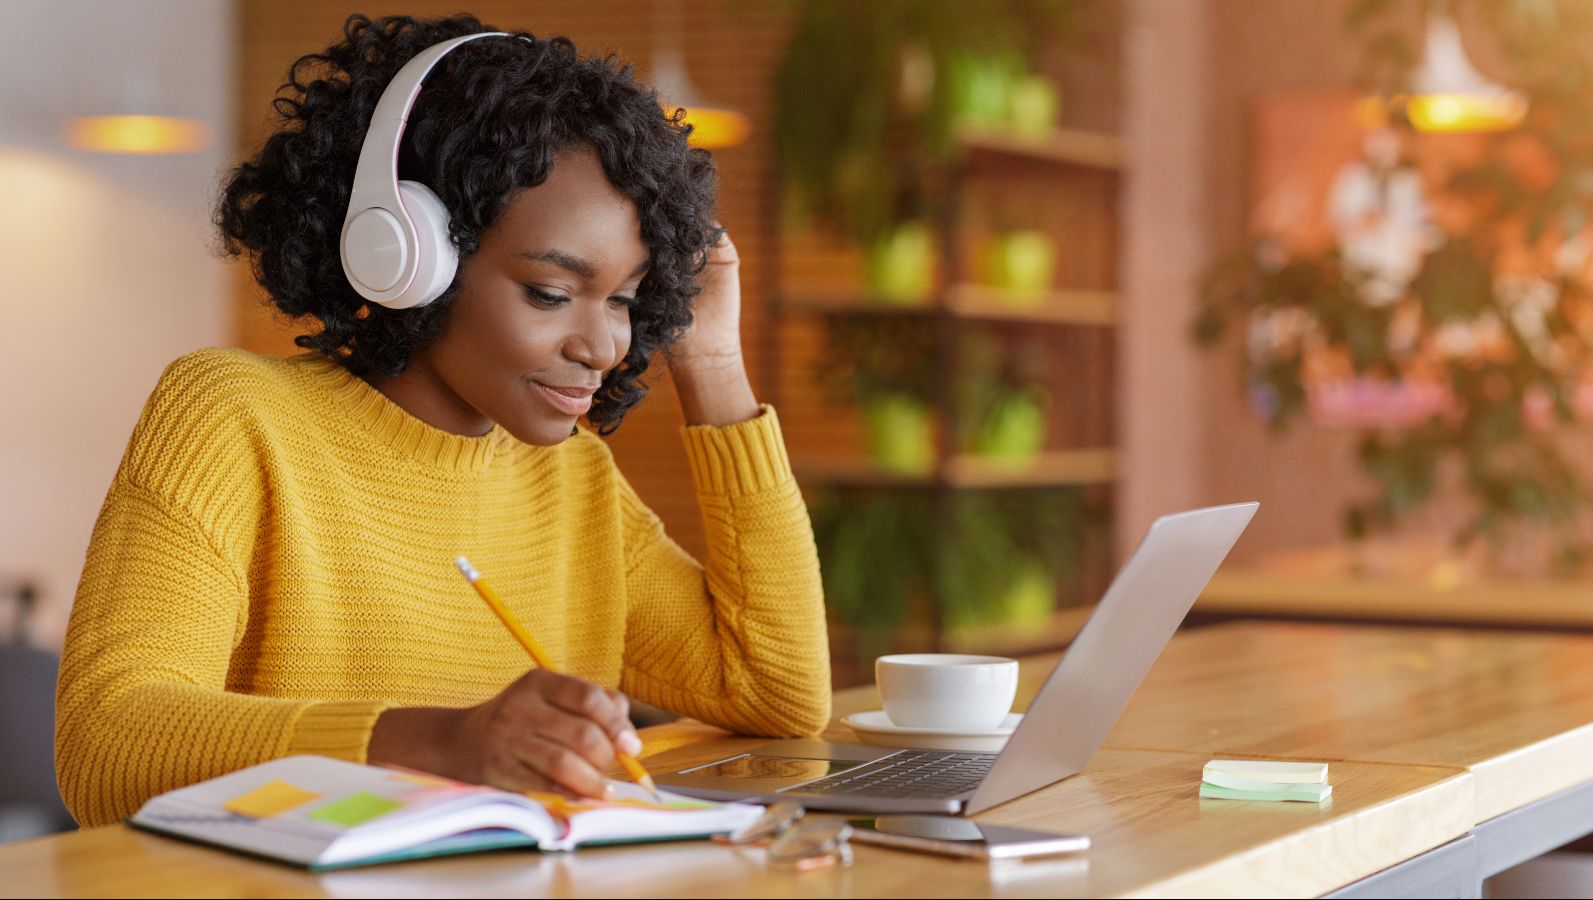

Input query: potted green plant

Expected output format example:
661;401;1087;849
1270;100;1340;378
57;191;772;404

862;392;936;474
866;218;937;305
810;486;1089;645
972;389;1050;466
818;316;941;473
1008;71;1062;138
977;229;1058;305
957;327;1050;467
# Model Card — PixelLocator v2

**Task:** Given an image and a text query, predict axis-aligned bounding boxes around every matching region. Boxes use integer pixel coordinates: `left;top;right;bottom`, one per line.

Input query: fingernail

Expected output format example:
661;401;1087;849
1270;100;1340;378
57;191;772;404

601;782;615;801
619;731;643;756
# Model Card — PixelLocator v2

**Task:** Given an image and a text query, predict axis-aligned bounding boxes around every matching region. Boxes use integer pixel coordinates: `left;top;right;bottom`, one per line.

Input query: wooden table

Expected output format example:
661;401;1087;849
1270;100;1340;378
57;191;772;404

1106;620;1593;894
4;621;1592;898
1107;622;1593;819
1197;542;1593;631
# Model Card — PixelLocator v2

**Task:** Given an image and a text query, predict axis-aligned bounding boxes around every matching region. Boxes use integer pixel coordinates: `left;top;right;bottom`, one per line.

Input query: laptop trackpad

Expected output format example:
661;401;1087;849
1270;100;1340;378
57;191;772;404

696;755;863;782
748;739;896;762
665;740;897;794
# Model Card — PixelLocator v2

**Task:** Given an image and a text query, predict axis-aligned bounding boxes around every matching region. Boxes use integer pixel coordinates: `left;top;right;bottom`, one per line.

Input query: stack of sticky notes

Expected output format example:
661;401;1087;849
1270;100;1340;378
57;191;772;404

1199;759;1332;803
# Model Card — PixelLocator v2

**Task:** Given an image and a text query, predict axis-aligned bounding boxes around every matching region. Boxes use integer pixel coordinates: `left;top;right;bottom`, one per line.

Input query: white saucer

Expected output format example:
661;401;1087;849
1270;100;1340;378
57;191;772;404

841;710;1023;752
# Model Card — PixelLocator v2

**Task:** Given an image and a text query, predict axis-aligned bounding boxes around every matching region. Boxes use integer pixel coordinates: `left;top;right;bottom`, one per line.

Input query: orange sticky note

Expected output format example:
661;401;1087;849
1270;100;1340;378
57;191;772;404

224;779;321;819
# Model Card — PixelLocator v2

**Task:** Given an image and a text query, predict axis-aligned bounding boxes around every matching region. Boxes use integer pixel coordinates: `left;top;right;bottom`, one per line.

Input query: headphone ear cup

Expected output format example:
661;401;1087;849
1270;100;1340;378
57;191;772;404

384;180;459;309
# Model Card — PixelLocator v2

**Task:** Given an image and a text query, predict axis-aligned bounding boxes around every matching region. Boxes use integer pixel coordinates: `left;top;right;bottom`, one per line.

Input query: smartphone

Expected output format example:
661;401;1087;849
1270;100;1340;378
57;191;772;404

844;815;1089;861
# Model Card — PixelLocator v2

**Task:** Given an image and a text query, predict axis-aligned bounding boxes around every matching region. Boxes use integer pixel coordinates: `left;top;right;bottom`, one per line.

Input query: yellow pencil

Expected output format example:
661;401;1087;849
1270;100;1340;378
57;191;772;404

454;555;661;802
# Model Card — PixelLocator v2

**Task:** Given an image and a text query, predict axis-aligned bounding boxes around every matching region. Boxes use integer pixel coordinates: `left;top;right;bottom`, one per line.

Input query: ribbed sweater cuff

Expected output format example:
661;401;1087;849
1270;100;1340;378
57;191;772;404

286;699;396;763
680;403;794;497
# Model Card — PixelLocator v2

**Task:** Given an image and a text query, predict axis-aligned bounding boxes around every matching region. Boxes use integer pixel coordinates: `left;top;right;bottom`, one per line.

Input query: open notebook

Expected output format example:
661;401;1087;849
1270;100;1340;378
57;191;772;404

128;755;764;871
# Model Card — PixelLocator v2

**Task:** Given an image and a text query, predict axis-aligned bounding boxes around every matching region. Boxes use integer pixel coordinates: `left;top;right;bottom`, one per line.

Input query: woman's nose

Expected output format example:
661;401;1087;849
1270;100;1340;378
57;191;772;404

563;302;624;372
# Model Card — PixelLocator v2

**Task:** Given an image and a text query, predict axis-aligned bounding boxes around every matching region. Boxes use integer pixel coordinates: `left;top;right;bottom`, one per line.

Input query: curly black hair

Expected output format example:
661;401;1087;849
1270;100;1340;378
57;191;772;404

214;13;724;434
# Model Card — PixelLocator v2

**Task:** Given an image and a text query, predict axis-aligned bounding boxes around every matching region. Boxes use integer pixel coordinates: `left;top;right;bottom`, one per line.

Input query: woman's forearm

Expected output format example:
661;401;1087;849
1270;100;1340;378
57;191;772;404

367;706;471;780
669;349;761;428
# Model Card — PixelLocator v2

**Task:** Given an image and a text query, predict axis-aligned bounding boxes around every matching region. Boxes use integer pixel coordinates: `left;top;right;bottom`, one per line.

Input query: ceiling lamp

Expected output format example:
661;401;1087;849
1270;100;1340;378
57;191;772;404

64;115;210;155
1402;13;1526;134
649;0;749;149
60;17;211;156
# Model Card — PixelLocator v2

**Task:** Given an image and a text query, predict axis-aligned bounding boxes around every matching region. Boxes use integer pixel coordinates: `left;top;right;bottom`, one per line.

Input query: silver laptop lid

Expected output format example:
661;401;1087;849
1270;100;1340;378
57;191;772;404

964;502;1258;815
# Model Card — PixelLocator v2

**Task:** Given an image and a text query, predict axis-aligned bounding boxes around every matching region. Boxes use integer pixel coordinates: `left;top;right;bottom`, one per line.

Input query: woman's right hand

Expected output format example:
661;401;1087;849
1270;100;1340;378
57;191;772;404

368;668;645;799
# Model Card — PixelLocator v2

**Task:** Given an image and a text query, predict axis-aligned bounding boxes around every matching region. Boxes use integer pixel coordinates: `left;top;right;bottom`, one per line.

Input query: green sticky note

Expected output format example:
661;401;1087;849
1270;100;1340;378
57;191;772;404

224;779;320;819
1199;782;1333;803
308;791;404;827
1202;770;1332;798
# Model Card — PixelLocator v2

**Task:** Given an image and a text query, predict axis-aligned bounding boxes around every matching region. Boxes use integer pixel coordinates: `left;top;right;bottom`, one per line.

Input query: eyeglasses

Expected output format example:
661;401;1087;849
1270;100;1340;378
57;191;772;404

716;800;854;871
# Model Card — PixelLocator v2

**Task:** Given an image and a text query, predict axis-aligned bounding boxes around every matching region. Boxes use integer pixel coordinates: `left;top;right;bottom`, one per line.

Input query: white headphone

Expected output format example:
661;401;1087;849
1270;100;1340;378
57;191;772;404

340;31;524;309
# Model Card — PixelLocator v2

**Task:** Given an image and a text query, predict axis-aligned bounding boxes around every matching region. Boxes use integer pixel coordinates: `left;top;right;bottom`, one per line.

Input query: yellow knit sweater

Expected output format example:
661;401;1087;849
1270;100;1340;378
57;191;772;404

55;348;831;827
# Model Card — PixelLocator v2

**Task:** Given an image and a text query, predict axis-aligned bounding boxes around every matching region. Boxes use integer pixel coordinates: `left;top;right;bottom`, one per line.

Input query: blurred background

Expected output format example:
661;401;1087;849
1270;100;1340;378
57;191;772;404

5;0;1593;880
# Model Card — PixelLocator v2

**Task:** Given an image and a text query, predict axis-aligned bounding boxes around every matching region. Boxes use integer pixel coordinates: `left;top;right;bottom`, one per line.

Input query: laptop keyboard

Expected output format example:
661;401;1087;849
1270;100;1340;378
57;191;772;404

791;750;997;799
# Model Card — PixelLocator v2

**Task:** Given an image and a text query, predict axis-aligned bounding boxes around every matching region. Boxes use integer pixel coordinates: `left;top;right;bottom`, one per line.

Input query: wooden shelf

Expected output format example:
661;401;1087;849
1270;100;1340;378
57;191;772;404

782;282;1116;326
946;283;1116;325
954;125;1125;171
946;448;1115;487
780;285;936;317
794;448;1115;489
794;458;943;487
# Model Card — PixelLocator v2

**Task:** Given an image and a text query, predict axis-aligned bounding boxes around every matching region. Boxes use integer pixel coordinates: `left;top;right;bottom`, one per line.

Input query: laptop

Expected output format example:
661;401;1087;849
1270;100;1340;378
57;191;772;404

655;502;1259;816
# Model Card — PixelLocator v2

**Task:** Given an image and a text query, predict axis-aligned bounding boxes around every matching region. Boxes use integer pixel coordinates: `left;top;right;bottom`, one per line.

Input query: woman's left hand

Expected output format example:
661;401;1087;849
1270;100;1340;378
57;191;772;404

666;223;760;427
667;223;743;372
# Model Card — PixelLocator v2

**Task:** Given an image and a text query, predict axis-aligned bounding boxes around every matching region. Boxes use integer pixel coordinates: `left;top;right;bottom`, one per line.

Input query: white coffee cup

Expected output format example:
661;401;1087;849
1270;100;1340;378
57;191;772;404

875;654;1019;731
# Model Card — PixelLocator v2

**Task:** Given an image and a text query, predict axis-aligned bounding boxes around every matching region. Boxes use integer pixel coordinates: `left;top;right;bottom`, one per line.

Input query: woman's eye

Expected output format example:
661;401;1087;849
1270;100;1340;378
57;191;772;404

523;286;569;307
610;295;639;310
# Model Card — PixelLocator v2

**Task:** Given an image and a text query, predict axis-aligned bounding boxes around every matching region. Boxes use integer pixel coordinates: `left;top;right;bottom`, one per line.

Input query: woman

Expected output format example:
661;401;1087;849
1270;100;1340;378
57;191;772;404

54;13;831;828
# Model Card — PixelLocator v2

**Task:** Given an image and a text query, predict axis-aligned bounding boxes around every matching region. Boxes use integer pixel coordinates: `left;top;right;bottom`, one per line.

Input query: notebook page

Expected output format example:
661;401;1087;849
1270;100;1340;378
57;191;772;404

548;783;765;851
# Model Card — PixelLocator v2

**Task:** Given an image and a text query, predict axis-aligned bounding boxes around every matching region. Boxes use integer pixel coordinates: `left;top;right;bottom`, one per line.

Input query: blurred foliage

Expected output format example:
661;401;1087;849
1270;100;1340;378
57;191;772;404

816;317;1048;450
954;327;1051;452
816;315;940;407
1195;0;1593;567
770;0;1076;248
810;486;1094;646
781;1;1099;637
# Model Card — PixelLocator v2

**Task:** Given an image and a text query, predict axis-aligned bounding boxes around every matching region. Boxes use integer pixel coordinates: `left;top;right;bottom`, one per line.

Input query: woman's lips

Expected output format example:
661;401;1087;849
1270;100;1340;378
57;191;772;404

533;381;594;416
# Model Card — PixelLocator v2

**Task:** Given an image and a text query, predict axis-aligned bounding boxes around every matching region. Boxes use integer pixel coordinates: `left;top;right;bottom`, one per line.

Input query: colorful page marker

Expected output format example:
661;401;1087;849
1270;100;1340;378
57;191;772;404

223;780;321;819
308;791;404;828
522;790;710;819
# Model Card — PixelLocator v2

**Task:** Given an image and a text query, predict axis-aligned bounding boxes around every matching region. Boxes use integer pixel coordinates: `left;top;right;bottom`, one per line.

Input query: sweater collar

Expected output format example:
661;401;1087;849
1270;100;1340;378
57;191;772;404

293;353;522;473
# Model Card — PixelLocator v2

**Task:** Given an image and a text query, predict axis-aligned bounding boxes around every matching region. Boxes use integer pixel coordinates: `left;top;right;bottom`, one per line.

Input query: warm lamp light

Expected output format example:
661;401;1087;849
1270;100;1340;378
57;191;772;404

661;102;750;149
649;0;748;149
1402;14;1526;134
64;115;211;154
1405;92;1526;134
